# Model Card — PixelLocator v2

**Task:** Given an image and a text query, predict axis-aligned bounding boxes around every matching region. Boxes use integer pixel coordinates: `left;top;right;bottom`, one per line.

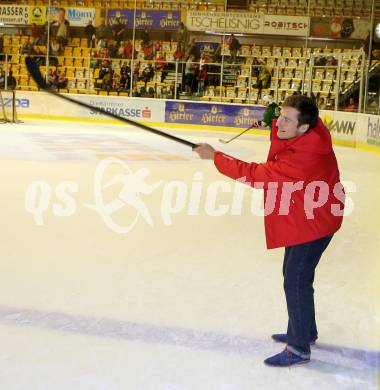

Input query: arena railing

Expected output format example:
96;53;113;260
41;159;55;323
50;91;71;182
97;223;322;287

1;50;370;113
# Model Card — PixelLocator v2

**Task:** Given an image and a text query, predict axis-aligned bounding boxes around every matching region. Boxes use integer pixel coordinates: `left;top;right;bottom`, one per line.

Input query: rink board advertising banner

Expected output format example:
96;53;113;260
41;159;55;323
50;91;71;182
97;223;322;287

14;92;165;123
29;6;46;25
186;12;310;36
47;7;96;26
165;101;266;129
310;17;370;39
107;9;181;30
0;5;29;25
264;15;309;37
320;110;357;145
366;116;380;146
186;11;264;34
14;92;380;153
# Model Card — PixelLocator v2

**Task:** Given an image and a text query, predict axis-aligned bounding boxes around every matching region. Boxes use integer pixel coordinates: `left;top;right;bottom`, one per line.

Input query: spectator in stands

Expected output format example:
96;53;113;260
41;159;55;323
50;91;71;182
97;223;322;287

6;70;16;90
50;38;61;56
98;47;110;61
367;97;378;114
315;56;326;66
155;52;166;72
121;62;131;78
184;54;196;94
177;22;188;54
258;67;271;91
141;29;151;47
344;97;358;112
213;43;222;63
102;72;113;92
141;64;154;84
143;43;154;61
133;62;141;85
56;70;68;89
120;63;131;90
118;43;125;58
31;23;41;45
251;57;260;78
85;21;96;48
161;85;173;99
99;59;112;79
96;20;108;41
96;38;107;50
174;48;185;61
362;31;371;59
197;54;208;95
112;73;121;91
132;86;141;97
0;35;3;61
114;18;126;45
147;87;155;98
318;97;327;110
108;41;118;58
325;56;337;66
229;34;241;64
47;69;57;89
53;8;70;47
187;38;197;59
22;37;34;55
0;69;5;89
122;40;134;59
40;21;51;45
34;46;47;66
154;41;161;55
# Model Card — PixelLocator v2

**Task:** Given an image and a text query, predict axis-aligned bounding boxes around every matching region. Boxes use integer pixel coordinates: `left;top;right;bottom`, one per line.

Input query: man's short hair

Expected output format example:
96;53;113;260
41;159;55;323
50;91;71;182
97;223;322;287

282;95;319;129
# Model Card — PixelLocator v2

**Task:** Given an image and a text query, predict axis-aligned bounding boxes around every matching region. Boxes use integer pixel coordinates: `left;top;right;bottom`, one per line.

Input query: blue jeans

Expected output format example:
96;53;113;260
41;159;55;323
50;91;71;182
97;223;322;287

283;234;333;356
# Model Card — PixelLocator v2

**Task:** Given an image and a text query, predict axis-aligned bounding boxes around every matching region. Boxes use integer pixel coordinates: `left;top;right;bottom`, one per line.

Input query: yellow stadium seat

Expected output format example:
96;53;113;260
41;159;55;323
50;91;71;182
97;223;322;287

64;58;73;67
11;55;20;64
64;47;73;56
82;48;91;57
74;58;84;67
20;67;28;76
73;47;82;57
66;69;75;78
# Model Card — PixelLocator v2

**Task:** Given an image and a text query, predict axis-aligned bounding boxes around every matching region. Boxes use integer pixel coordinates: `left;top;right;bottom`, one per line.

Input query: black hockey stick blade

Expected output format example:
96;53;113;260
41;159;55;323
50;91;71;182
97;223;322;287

25;57;197;148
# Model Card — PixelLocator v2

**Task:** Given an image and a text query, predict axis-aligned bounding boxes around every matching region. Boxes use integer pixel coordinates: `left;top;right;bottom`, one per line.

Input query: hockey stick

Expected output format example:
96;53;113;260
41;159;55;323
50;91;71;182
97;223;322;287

25;57;197;148
219;121;262;144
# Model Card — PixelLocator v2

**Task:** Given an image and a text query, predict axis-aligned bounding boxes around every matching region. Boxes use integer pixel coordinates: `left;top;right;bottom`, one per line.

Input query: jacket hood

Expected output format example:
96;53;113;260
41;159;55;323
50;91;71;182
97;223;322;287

274;118;333;155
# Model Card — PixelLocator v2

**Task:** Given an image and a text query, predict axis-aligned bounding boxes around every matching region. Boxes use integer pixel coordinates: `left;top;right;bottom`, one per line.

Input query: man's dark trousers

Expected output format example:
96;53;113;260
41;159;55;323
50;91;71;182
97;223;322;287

283;234;333;356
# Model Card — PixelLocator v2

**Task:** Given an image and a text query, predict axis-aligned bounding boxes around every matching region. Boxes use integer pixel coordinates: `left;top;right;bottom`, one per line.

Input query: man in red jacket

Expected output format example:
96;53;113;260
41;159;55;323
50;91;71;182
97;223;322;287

193;95;344;366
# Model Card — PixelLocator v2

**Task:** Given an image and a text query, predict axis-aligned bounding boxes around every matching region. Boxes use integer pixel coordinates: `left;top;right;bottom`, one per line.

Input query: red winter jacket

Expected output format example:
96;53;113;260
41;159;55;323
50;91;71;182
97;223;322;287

214;119;344;249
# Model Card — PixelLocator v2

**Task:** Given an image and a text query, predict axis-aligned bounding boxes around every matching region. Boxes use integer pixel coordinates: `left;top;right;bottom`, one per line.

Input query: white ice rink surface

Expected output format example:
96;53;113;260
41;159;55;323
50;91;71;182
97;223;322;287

0;120;379;390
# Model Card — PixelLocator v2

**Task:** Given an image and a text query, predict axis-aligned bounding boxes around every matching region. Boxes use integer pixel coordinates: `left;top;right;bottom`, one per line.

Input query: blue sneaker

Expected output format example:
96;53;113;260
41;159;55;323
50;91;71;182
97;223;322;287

271;333;316;345
264;348;310;367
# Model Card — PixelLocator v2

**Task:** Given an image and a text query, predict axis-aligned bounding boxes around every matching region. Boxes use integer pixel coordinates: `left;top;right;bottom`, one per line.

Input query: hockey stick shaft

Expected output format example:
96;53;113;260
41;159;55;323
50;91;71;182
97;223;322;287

25;57;197;148
219;121;262;143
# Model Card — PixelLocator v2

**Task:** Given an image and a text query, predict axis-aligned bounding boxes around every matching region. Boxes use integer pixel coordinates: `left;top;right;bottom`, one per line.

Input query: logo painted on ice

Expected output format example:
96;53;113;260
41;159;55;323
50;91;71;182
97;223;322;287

84;158;161;233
